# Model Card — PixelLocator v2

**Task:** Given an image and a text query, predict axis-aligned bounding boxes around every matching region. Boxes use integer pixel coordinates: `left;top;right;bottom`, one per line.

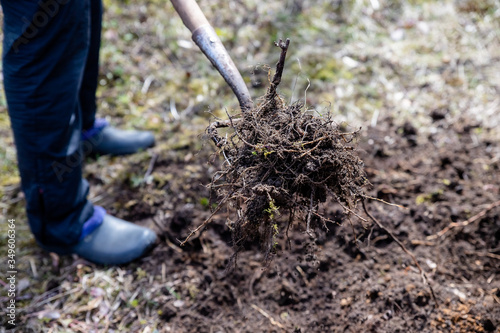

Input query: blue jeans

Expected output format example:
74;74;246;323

1;0;103;250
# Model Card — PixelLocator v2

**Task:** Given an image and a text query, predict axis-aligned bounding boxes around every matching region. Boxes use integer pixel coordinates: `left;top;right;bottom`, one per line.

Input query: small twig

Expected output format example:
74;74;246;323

268;38;290;97
336;199;368;223
143;153;158;182
347;215;359;245
296;265;310;287
465;251;500;260
250;304;285;329
410;240;436;246
285;206;295;249
170;99;180;120
362;194;406;209
224;109;256;148
300;135;342;146
21;287;79;313
207;118;251;149
299;140;323;158
141;75;154;94
312;211;340;228
151;214;168;236
306;191;314;237
207;119;233;147
222;148;232;166
427;199;500;240
180;194;230;246
362;200;439;308
29;258;38;278
304;78;310;110
367;226;374;248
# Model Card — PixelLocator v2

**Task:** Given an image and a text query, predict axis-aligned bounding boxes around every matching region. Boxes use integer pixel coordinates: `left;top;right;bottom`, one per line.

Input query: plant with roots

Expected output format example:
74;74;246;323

182;39;369;265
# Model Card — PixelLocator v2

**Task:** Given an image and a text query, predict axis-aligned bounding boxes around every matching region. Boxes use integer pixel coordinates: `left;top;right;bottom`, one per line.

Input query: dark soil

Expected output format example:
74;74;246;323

111;112;499;332
4;105;499;333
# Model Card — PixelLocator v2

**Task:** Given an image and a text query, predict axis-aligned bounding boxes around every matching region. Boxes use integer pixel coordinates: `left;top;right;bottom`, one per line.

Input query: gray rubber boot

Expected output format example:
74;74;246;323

82;126;155;156
72;214;157;265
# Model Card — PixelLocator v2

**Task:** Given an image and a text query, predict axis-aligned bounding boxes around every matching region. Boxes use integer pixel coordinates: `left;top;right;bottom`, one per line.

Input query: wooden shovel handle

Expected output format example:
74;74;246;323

170;0;254;111
170;0;210;33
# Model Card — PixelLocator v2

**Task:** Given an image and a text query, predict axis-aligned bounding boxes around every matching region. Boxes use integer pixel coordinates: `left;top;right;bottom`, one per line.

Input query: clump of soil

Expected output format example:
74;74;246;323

200;40;369;264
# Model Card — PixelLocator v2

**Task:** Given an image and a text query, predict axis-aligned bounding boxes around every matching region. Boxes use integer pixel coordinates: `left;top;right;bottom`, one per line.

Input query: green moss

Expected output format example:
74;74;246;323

199;197;210;209
264;199;280;219
415;189;444;205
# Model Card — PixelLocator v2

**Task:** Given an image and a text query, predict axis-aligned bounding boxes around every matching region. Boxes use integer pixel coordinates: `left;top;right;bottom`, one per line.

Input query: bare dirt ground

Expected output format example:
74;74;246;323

1;0;499;332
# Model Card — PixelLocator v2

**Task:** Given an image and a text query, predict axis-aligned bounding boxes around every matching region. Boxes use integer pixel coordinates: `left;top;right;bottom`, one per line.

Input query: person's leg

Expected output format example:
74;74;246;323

80;0;102;131
2;0;94;250
78;0;155;156
1;0;157;264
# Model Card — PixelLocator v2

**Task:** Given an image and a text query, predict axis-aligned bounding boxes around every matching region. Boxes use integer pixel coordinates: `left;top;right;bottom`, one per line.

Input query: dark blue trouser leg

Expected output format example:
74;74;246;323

1;0;98;249
81;0;103;131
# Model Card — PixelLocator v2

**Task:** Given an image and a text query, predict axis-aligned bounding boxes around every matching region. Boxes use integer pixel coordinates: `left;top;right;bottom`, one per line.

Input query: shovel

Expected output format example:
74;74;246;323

171;0;253;112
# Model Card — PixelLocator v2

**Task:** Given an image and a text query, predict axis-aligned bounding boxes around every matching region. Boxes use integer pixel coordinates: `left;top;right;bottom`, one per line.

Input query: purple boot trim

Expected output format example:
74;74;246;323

81;118;109;141
79;206;106;241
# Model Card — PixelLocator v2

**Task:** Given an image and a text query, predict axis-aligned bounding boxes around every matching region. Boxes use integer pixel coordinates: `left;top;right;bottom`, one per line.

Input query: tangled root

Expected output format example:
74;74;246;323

184;39;369;265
